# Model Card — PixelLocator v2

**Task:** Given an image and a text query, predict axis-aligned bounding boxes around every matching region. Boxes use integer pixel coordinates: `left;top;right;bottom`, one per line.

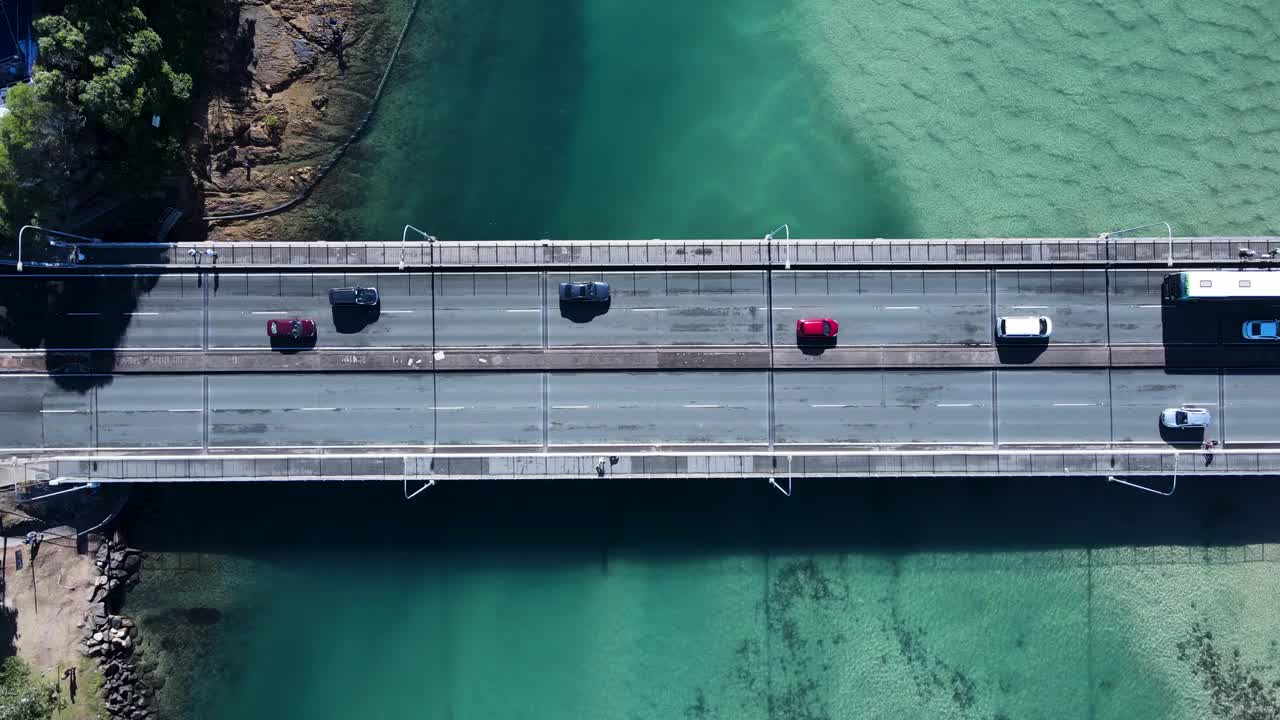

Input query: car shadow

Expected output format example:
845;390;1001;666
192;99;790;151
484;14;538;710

797;336;837;356
1157;421;1206;447
269;335;318;354
995;339;1050;364
559;301;610;323
332;305;379;334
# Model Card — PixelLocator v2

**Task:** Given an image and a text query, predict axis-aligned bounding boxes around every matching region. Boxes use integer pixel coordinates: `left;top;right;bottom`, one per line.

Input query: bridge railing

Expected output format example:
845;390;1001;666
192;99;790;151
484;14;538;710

33;448;1280;483
7;236;1280;270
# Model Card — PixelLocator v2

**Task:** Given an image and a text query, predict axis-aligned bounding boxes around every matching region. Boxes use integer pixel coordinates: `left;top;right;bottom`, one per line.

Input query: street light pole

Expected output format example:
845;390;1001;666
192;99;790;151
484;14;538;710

401;224;435;271
16;224;103;272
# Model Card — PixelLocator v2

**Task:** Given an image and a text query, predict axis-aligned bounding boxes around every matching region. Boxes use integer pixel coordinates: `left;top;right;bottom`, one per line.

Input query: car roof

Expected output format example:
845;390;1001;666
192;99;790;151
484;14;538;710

1002;316;1043;333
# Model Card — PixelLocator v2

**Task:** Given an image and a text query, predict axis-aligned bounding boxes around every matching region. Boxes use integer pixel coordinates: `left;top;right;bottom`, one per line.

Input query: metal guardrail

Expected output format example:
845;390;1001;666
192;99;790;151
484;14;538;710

31;448;1280;483
7;236;1280;271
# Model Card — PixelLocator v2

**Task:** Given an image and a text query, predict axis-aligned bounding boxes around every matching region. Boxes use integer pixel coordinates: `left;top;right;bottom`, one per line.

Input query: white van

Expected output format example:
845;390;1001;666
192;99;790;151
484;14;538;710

997;316;1052;339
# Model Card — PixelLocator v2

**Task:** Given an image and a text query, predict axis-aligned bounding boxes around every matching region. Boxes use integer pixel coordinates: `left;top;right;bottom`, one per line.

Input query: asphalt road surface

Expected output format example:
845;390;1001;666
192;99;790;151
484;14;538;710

6;269;1280;352
0;368;1263;453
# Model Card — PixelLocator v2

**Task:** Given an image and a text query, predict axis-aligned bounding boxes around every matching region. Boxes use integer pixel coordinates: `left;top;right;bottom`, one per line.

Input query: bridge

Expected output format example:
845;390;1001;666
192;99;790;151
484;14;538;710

4;233;1280;493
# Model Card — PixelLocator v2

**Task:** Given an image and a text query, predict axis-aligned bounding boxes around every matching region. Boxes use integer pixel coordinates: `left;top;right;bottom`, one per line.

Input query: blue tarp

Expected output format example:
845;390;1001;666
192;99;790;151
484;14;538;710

0;0;35;84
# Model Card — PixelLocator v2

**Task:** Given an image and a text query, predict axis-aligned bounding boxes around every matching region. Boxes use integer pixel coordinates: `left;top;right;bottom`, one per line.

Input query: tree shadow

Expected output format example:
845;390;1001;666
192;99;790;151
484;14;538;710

0;605;15;660
559;301;610;323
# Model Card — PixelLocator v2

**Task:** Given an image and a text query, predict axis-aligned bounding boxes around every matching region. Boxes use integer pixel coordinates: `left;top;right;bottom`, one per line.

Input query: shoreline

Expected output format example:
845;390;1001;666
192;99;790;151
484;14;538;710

189;0;414;243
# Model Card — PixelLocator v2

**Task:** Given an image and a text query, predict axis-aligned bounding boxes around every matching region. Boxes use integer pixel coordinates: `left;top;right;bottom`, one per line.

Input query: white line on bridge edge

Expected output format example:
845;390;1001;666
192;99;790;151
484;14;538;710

250;311;289;315
629;308;668;312
64;312;101;317
380;310;415;314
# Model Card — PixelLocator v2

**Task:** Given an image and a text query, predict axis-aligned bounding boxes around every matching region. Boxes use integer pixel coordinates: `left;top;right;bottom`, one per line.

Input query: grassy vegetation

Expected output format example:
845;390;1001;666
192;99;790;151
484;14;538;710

49;659;105;720
0;656;62;720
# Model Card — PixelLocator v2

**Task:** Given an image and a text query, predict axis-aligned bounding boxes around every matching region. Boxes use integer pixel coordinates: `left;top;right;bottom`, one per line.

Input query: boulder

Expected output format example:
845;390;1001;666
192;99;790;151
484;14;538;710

109;616;123;629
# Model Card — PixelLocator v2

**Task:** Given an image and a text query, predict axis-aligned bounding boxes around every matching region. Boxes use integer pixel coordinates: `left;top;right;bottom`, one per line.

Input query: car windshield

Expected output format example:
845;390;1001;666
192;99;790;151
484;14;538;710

1176;411;1188;424
357;288;375;301
823;321;831;335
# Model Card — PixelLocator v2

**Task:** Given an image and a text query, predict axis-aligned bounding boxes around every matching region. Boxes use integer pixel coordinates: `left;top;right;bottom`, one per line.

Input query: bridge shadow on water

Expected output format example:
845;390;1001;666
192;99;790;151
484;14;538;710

123;475;1280;558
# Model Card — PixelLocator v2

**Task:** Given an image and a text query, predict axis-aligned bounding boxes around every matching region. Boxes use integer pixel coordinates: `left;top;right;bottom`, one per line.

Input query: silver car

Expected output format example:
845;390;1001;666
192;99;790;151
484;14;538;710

1160;406;1211;429
1243;320;1280;340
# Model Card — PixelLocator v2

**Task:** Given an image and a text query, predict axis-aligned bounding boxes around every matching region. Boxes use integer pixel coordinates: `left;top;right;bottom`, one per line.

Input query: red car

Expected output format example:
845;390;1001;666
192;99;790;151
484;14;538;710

796;317;838;339
266;318;317;340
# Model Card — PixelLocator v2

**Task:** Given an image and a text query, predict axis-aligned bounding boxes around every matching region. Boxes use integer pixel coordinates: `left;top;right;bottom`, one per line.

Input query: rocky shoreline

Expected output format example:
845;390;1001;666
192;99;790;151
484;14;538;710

189;0;410;242
81;534;157;720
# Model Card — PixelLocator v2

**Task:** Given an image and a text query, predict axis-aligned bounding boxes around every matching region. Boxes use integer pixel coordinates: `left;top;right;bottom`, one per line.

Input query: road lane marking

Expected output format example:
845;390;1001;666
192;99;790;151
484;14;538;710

683;403;723;408
764;307;794;311
1053;402;1100;407
629;308;668;312
1138;304;1163;308
64;312;101;317
504;309;540;313
250;311;289;315
380;310;415;314
428;406;465;411
300;407;339;412
1011;306;1048;310
936;403;975;407
126;312;160;316
39;409;82;414
166;409;203;413
810;404;849;408
551;405;590;409
883;306;920;310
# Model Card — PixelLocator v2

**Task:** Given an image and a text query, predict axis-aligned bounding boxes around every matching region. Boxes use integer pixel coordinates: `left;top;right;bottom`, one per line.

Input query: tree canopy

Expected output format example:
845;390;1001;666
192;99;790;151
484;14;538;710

0;0;196;240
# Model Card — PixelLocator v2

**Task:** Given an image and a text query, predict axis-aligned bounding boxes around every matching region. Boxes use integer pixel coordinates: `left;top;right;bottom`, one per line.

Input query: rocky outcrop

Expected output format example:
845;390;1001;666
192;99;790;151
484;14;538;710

189;0;399;240
81;536;158;720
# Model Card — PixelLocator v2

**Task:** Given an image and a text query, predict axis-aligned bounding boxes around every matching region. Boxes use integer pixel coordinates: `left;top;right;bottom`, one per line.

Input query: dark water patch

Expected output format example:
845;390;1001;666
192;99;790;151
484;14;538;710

123;474;1280;557
1177;618;1280;719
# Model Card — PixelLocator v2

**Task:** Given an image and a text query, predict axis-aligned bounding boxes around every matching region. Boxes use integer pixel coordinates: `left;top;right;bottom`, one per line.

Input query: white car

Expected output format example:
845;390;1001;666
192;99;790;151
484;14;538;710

997;316;1053;339
1243;320;1280;340
1160;406;1211;429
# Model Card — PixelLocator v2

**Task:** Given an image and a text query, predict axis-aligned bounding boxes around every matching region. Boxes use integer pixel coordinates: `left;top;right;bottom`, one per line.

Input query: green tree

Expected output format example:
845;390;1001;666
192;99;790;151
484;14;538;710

0;656;62;720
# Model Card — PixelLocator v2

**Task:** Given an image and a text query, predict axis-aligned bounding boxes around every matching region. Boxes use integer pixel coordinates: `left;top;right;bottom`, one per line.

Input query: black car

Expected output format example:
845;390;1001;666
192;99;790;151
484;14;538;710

328;287;380;306
558;281;610;303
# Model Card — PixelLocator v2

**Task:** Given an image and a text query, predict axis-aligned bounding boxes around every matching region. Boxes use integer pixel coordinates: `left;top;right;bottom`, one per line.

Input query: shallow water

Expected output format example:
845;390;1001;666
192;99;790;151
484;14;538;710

326;0;1279;241
127;478;1280;719
129;1;1280;717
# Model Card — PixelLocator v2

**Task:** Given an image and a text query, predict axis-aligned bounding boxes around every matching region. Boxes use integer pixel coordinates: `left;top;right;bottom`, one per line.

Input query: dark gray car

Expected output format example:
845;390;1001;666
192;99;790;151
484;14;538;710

558;281;610;303
329;287;380;306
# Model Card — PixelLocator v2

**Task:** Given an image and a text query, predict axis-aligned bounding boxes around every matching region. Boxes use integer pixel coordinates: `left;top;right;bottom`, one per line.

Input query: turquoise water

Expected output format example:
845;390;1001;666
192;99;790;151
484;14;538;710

128;1;1280;717
322;0;1280;241
127;479;1280;719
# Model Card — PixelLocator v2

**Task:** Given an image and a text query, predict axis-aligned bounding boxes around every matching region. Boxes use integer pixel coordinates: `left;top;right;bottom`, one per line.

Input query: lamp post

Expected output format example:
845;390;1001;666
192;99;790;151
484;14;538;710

16;224;103;272
401;224;435;271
